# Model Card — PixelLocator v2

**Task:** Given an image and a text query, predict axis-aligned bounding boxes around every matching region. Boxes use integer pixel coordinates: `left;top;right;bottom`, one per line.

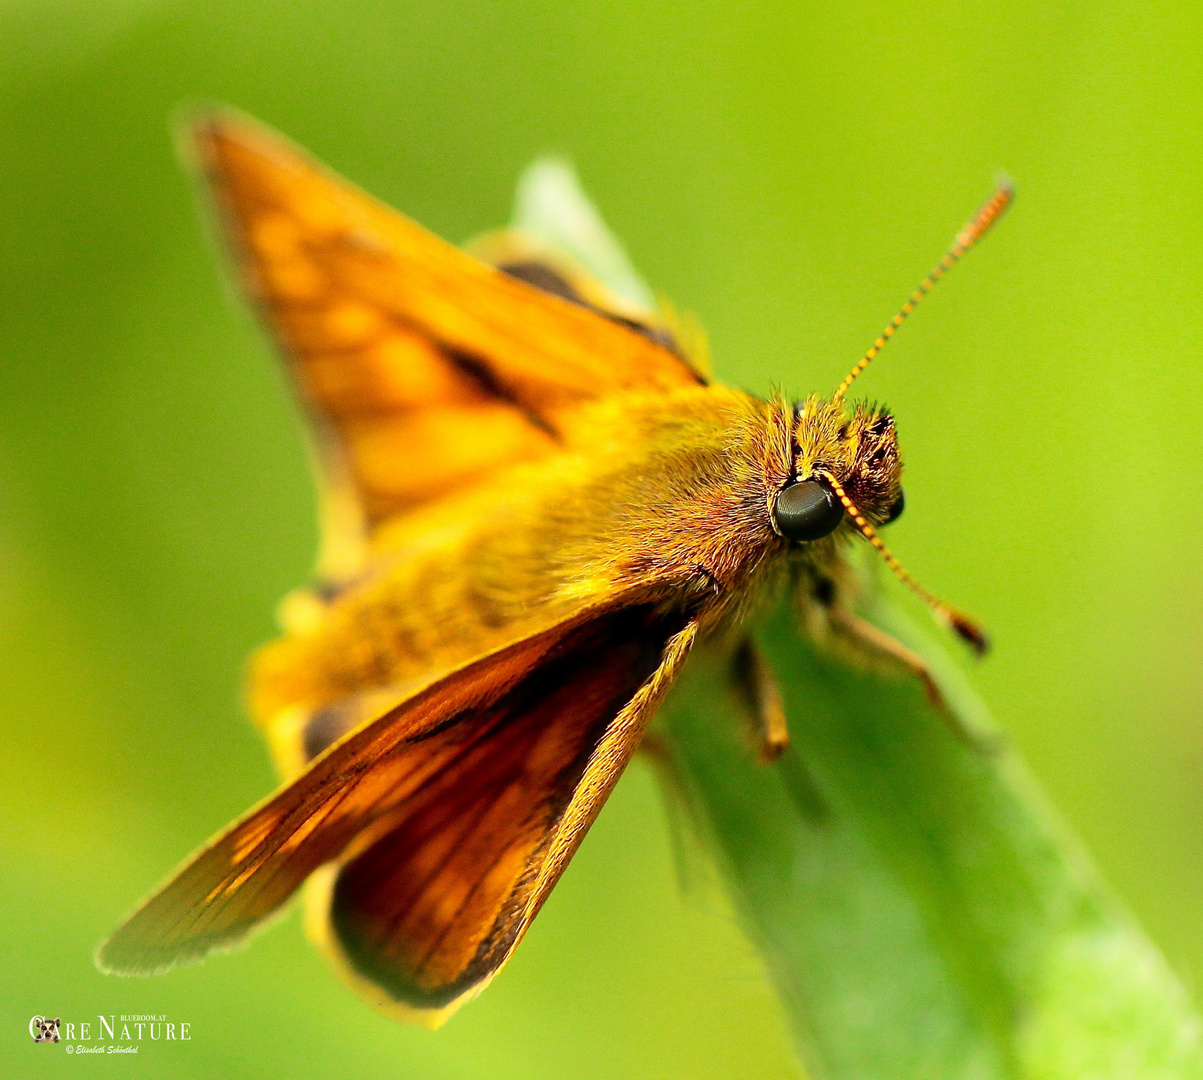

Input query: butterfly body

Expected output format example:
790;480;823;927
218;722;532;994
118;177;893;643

255;385;789;732
99;112;1002;1025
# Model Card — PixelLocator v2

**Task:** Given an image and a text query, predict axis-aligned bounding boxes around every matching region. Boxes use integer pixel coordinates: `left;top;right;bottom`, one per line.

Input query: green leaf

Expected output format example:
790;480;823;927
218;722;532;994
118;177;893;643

658;583;1203;1078
511;160;1203;1079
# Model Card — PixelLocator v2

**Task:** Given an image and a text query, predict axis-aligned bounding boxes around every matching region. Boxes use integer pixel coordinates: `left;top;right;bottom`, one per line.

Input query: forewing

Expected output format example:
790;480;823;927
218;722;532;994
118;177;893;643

189;114;701;573
98;601;696;1010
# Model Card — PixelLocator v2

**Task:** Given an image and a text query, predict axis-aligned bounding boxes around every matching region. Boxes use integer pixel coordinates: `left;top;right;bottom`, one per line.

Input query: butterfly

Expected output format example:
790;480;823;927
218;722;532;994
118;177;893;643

98;112;1009;1026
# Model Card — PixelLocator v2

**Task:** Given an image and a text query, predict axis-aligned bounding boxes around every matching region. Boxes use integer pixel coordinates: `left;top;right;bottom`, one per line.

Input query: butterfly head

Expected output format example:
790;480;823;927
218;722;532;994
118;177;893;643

772;395;903;545
769;391;983;653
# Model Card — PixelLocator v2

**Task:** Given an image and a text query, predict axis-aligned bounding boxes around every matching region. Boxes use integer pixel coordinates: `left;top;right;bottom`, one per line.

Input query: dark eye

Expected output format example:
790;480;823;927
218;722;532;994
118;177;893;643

773;480;844;542
884;488;905;524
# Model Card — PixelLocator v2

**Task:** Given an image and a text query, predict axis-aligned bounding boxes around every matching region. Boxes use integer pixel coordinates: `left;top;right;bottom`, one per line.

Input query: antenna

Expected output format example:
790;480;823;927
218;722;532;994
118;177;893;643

821;472;989;654
832;183;1013;403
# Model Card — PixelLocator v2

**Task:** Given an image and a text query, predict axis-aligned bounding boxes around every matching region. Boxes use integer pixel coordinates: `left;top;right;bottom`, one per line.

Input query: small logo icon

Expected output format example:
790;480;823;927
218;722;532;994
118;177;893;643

30;1015;61;1043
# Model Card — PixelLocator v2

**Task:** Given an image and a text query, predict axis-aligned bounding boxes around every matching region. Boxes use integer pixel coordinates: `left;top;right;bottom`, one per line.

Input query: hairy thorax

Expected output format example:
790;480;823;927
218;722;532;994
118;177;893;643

249;385;795;725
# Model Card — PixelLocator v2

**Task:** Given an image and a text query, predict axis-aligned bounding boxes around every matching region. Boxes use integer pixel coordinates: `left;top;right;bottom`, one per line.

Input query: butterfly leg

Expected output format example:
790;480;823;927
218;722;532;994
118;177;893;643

825;607;1000;753
639;732;694;819
637;730;719;896
826;607;945;710
732;636;789;762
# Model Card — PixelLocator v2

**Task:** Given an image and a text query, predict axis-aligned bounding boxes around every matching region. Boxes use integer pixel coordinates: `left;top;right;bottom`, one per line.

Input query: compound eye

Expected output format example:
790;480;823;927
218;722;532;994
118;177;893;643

884;488;905;524
773;480;845;542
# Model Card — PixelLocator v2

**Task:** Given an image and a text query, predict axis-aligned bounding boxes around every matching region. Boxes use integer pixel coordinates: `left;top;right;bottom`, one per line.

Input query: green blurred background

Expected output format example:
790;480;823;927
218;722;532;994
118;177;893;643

2;1;1201;1076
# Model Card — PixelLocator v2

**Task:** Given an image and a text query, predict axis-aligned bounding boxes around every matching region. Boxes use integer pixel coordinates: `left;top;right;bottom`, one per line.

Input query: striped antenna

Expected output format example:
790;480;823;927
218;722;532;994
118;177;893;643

832;183;1013;403
821;472;989;655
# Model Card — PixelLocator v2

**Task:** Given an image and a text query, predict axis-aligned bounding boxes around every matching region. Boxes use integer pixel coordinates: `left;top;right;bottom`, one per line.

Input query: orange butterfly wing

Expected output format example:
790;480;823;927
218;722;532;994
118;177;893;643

99;603;697;1024
190;114;702;577
101;118;708;1022
313;608;697;1022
